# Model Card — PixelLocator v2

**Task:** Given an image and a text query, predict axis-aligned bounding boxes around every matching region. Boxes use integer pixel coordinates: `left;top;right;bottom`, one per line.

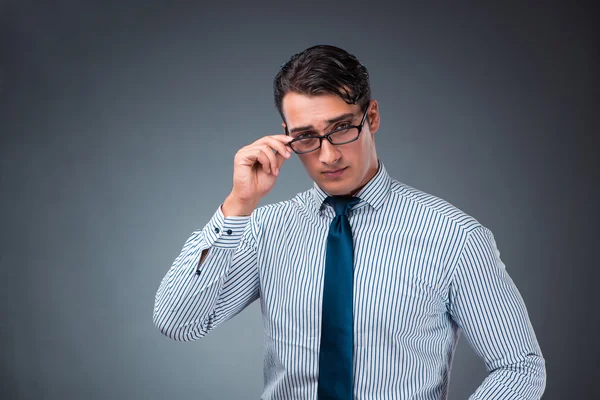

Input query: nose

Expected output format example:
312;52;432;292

318;139;341;165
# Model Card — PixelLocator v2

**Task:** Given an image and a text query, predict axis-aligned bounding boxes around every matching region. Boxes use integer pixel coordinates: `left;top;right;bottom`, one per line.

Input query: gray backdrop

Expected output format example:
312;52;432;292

1;1;598;399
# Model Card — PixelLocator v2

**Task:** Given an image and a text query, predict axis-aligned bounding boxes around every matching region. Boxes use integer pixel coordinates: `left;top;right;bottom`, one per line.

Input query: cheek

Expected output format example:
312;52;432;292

358;132;375;156
347;138;368;161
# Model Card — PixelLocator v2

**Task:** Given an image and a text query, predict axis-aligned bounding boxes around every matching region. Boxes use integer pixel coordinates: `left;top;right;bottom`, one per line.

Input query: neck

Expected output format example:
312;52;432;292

348;159;380;196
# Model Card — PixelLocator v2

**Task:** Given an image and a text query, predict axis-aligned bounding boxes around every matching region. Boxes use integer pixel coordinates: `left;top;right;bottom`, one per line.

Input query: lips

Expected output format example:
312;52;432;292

322;167;347;178
322;167;346;174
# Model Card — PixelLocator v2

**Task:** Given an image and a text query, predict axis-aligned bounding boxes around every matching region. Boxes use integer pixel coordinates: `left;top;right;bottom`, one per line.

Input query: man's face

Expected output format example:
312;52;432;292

282;92;380;196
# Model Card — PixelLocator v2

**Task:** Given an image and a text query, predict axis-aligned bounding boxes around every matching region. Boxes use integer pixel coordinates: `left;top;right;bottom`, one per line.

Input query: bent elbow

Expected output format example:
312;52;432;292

153;308;211;342
512;352;547;398
533;354;547;395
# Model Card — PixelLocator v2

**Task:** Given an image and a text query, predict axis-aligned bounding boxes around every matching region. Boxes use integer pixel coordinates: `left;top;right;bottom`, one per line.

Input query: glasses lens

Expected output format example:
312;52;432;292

329;127;360;144
292;137;320;153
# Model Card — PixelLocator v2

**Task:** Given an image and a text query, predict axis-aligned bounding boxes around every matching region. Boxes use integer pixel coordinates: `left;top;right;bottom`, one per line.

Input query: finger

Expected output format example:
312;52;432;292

239;146;272;173
269;134;295;144
255;150;271;174
259;144;279;175
263;137;292;159
248;145;278;175
253;135;295;157
253;134;294;145
274;151;287;172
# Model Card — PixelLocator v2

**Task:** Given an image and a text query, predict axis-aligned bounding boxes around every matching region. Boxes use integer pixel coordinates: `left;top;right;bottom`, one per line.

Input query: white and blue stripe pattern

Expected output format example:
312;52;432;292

153;161;546;399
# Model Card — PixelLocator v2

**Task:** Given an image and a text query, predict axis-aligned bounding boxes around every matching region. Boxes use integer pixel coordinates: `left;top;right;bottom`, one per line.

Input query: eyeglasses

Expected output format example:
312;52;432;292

285;106;370;154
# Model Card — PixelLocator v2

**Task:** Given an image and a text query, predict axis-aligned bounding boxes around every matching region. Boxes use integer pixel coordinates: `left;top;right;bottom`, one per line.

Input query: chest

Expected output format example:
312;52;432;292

256;214;450;342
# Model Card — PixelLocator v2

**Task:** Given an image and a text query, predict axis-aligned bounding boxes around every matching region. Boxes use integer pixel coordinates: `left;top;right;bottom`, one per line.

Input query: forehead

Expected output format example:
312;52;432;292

282;92;359;128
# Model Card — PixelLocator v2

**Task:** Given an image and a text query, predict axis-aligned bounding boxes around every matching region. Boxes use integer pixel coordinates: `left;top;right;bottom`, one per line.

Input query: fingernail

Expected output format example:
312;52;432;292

275;168;280;175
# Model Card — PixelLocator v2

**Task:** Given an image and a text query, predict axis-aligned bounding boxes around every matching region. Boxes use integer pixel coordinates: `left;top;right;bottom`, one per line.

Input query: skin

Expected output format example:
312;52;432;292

281;92;380;197
222;92;381;217
202;92;381;265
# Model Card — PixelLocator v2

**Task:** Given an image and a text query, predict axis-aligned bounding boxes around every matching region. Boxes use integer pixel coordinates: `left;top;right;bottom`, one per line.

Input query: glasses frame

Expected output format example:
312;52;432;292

285;105;370;154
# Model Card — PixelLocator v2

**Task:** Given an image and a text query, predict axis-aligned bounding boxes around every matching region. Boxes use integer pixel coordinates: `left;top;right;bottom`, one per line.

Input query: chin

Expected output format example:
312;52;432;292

318;180;356;196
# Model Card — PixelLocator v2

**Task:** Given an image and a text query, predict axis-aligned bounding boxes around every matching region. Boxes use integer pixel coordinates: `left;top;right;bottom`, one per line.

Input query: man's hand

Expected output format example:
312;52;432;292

222;134;294;217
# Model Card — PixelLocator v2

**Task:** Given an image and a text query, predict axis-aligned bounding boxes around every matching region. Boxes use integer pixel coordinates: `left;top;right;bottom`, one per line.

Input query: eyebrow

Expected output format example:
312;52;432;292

288;113;355;134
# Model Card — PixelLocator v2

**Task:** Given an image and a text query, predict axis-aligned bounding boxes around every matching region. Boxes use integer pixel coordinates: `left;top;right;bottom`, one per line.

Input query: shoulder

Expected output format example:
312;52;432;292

388;178;483;237
251;189;313;221
245;190;314;241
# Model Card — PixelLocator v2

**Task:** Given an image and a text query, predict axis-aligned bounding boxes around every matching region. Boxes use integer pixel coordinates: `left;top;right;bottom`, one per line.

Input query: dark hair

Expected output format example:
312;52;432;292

273;45;371;122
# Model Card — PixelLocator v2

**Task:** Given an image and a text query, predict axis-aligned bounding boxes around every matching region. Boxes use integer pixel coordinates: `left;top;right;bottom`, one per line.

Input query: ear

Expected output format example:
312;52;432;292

367;100;380;135
281;122;287;133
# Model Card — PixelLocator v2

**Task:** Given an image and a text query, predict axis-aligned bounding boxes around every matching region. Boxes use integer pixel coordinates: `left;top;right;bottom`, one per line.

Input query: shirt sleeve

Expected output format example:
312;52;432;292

447;226;547;399
153;204;259;342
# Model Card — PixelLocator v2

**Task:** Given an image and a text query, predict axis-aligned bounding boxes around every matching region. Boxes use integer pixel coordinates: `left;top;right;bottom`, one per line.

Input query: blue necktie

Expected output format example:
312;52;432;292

318;195;361;400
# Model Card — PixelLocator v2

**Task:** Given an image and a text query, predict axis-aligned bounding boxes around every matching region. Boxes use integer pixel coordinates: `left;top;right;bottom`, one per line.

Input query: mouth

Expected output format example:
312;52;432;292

321;167;348;178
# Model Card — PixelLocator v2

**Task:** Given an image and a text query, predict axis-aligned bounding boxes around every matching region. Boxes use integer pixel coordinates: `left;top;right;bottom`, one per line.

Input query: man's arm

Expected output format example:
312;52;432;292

153;134;292;341
447;226;546;399
152;204;258;342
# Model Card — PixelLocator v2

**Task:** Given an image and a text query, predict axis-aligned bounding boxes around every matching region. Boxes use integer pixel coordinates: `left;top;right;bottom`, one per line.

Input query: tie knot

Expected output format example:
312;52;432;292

325;195;361;217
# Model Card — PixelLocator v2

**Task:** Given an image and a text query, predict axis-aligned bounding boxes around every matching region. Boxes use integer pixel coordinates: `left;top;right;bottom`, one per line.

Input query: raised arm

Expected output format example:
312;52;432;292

153;205;258;341
153;134;294;341
448;226;546;399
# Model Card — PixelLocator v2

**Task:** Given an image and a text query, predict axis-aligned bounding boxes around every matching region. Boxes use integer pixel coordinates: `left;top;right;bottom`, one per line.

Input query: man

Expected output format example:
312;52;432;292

153;45;546;399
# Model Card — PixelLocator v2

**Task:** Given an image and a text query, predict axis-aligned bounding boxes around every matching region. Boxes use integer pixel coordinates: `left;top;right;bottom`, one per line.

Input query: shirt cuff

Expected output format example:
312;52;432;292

202;204;251;249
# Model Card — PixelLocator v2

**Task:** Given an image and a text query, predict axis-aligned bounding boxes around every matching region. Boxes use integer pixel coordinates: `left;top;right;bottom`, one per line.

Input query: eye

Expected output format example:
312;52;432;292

335;122;352;130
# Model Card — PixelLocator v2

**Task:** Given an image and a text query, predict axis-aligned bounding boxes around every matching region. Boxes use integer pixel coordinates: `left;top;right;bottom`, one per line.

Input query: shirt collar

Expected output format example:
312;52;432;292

309;159;392;213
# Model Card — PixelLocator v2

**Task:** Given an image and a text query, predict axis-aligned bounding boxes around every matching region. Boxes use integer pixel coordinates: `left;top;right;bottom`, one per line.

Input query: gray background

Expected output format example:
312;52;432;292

1;1;598;399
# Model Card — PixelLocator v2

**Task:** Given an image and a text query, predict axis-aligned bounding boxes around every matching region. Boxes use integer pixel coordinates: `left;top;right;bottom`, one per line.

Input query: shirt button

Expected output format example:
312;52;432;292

226;229;233;235
214;227;220;233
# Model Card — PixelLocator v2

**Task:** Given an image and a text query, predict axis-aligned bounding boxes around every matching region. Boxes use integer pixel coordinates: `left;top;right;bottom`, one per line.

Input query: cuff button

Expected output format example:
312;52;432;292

214;227;220;233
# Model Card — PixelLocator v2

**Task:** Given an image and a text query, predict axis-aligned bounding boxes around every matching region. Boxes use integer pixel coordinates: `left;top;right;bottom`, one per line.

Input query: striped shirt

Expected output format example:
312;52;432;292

153;160;546;399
